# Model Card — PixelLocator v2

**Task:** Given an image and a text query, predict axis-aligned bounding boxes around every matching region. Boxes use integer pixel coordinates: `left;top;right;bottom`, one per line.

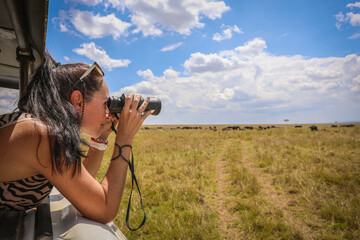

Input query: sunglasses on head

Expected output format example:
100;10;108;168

72;62;105;91
73;62;105;120
79;62;104;80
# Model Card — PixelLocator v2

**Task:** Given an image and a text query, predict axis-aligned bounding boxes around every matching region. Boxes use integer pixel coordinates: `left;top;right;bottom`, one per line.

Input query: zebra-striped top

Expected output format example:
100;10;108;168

0;112;53;211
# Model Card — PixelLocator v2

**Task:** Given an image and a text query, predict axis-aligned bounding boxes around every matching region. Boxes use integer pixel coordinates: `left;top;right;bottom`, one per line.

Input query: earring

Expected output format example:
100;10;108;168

81;102;85;120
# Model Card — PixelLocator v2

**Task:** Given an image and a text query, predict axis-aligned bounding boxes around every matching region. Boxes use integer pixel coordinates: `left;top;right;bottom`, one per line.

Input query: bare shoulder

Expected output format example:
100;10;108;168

0;119;51;182
5;118;48;146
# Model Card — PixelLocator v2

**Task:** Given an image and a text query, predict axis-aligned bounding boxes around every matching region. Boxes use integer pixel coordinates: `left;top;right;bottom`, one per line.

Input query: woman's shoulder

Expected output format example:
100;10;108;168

0;111;36;129
0;112;48;142
0;112;50;180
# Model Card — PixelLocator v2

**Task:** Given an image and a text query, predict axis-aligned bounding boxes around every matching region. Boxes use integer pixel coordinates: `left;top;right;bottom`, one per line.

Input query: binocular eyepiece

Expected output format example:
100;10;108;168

107;94;161;115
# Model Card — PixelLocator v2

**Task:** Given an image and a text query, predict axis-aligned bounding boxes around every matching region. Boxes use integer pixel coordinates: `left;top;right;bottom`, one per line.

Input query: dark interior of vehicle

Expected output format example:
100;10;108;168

0;0;48;97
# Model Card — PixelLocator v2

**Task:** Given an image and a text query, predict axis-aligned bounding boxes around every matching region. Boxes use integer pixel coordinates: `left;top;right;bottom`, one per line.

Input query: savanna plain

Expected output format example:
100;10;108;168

95;124;360;240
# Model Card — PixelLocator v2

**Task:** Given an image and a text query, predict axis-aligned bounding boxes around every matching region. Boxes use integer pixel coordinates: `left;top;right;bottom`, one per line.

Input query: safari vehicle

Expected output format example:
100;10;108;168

0;0;126;239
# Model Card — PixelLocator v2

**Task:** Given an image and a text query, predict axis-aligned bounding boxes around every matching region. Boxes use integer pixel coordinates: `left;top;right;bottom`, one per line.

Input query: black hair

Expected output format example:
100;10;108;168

17;51;103;175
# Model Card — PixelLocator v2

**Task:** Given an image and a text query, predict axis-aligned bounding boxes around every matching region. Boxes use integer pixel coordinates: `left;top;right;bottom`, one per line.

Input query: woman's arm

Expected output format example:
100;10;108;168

83;118;115;178
82;147;106;178
37;94;151;223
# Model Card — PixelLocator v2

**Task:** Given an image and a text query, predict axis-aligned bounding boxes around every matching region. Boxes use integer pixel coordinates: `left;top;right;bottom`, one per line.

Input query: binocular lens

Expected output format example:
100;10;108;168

107;94;161;115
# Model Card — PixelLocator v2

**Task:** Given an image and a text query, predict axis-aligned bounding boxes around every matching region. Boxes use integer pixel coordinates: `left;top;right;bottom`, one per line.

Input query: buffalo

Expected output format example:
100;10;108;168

309;125;318;131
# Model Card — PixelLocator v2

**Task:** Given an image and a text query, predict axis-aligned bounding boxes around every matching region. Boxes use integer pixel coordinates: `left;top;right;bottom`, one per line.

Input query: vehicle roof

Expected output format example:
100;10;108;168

0;0;48;90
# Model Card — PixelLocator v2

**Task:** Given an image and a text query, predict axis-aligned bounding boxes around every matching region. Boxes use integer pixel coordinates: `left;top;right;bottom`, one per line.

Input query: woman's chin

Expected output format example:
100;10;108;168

80;128;100;138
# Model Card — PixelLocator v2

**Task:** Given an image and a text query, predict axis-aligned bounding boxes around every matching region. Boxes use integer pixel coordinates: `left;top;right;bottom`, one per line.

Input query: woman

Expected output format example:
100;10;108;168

0;52;151;223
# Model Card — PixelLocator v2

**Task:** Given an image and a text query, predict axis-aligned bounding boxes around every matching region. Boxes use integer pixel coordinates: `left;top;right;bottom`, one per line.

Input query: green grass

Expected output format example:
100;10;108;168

94;124;360;239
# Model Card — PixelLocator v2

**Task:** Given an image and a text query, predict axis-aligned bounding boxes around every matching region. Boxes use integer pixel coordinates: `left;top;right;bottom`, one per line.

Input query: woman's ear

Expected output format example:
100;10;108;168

70;90;83;111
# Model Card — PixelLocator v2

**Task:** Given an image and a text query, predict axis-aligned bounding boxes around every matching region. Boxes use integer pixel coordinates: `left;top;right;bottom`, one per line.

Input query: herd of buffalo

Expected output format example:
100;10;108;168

142;124;356;131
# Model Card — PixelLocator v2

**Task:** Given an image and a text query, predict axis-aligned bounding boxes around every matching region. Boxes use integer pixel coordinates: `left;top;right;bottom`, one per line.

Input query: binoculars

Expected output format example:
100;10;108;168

107;94;161;115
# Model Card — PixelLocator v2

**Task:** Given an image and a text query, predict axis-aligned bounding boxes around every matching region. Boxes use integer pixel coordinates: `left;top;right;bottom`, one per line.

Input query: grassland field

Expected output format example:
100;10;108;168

93;123;360;240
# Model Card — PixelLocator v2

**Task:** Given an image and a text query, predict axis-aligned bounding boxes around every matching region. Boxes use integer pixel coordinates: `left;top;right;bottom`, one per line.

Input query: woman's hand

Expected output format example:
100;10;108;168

98;116;119;140
115;94;152;145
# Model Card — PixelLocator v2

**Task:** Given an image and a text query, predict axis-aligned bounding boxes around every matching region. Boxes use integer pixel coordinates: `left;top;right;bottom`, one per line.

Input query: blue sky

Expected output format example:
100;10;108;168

1;0;360;124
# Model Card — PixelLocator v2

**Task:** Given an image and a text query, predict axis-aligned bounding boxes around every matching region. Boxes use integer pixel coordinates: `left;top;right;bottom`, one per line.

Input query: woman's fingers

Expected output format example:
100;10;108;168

122;94;134;114
124;94;150;116
141;109;152;121
115;93;152;142
111;116;119;125
137;97;150;114
99;118;114;139
130;94;141;114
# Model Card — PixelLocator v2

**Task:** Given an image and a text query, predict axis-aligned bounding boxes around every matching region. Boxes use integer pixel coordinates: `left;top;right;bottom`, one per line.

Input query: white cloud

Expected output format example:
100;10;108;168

104;0;126;11
73;42;131;70
69;0;103;6
160;42;183;52
163;67;179;79
335;12;345;30
234;37;267;57
183;52;240;73
130;14;163;37
346;2;360;9
53;0;229;38
52;9;131;39
347;12;360;26
113;38;360;124
0;88;18;114
351;74;360;91
213;28;232;41
137;69;155;81
349;32;360;39
212;24;243;41
69;0;127;11
69;9;131;39
126;0;230;36
59;23;69;32
335;3;360;34
52;10;80;36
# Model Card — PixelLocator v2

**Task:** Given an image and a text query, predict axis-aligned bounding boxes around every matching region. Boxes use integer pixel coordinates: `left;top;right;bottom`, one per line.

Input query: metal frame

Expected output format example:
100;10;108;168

0;0;48;97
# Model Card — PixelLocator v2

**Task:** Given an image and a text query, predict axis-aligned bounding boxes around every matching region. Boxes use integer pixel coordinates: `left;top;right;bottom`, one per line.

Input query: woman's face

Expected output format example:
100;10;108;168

81;79;110;137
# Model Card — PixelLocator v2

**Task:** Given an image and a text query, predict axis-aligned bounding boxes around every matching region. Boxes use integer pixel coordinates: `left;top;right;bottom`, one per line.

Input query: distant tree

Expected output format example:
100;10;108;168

284;119;289;124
